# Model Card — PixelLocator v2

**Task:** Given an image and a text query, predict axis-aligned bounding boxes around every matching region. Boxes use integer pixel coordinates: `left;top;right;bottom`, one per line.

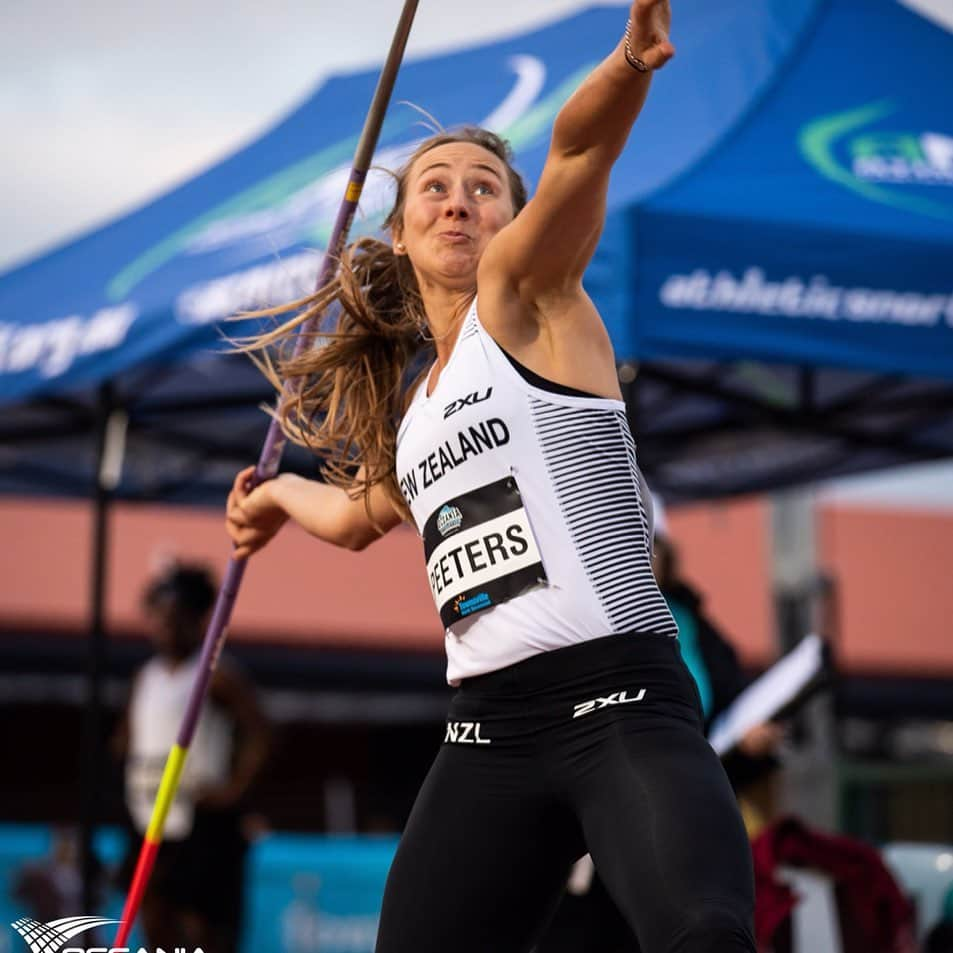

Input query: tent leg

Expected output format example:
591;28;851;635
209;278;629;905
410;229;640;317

771;488;838;831
79;381;126;914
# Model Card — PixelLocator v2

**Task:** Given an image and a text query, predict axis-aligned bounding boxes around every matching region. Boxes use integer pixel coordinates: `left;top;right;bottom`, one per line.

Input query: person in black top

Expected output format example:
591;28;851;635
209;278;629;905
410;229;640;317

652;533;783;820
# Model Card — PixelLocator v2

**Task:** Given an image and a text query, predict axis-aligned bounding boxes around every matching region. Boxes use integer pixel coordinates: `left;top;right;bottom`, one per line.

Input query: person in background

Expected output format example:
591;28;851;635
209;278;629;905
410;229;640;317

115;562;271;953
651;532;784;834
13;828;87;923
538;521;783;953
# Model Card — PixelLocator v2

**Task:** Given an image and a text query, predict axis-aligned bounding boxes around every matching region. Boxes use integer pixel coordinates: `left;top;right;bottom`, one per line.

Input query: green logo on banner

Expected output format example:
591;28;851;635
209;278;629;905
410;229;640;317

799;101;953;222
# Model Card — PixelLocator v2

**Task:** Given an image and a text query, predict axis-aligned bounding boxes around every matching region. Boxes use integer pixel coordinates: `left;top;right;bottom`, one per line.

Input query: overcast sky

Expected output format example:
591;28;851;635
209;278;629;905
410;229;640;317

3;0;949;270
3;0;952;505
1;0;633;271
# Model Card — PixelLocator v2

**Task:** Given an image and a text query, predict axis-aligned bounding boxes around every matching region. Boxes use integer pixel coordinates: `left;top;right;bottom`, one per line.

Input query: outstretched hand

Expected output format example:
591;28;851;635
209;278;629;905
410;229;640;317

628;0;675;71
226;466;289;559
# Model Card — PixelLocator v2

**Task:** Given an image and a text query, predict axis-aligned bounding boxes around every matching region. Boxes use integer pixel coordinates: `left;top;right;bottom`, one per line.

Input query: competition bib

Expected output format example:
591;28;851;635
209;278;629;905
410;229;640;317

423;477;547;628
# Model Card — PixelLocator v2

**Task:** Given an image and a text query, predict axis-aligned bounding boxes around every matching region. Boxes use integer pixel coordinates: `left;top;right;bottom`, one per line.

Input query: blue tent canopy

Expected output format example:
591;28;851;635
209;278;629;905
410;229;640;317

632;0;953;375
1;0;951;502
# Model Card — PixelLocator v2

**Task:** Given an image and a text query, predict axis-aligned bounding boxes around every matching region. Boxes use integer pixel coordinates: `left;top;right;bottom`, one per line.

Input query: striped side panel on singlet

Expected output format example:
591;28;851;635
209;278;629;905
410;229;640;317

530;399;677;634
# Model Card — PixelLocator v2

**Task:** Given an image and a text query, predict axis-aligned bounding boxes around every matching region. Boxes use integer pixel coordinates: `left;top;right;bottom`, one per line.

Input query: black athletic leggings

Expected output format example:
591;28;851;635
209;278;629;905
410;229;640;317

376;633;755;953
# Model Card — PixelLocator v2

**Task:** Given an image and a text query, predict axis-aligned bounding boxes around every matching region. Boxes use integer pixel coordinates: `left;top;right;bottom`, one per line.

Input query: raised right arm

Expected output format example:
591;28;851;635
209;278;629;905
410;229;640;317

226;466;402;558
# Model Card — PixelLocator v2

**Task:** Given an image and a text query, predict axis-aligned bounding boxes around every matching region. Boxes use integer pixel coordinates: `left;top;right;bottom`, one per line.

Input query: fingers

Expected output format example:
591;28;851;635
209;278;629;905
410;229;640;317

226;466;289;559
227;467;271;527
226;494;251;536
226;498;271;551
225;514;251;558
642;41;675;71
226;466;270;559
227;522;270;561
634;0;671;17
629;0;674;70
231;465;257;501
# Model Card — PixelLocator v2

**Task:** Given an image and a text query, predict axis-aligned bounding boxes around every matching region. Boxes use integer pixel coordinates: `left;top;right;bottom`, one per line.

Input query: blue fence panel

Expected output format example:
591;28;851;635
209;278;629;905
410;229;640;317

0;825;397;953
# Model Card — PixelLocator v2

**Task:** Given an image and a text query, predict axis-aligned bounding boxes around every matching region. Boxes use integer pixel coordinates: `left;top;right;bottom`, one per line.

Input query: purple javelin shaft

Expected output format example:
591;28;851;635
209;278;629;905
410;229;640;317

177;0;421;747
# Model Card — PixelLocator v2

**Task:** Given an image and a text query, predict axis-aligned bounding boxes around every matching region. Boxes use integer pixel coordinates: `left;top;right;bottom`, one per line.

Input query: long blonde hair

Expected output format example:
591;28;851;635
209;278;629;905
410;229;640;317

246;127;528;520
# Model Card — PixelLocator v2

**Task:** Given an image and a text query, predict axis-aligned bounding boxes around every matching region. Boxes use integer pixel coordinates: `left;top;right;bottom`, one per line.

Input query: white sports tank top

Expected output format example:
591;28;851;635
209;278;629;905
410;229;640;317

396;299;677;685
125;654;234;838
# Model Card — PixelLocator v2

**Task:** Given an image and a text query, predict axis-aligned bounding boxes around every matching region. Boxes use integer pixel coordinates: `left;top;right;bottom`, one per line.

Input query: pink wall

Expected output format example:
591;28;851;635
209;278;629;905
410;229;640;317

667;497;776;667
2;495;951;675
0;498;441;650
817;504;953;674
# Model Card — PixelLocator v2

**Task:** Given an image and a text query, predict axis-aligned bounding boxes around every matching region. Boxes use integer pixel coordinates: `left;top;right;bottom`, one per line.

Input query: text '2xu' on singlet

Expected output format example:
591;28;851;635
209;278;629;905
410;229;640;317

395;299;676;684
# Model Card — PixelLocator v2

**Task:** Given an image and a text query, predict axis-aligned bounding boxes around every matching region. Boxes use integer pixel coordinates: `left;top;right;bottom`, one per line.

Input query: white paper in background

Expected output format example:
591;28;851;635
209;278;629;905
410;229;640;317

780;867;843;952
708;633;826;756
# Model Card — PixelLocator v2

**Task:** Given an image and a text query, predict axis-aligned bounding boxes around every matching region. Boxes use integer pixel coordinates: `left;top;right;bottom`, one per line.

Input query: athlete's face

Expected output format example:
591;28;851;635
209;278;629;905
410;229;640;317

394;142;516;288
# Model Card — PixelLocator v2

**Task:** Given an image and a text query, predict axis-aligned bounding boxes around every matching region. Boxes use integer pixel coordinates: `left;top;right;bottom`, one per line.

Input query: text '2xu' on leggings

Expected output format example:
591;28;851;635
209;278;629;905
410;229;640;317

375;632;756;953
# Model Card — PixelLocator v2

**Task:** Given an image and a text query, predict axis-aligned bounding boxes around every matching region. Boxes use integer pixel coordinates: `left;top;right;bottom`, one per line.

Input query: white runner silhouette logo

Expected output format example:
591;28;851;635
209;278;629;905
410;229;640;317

10;916;119;953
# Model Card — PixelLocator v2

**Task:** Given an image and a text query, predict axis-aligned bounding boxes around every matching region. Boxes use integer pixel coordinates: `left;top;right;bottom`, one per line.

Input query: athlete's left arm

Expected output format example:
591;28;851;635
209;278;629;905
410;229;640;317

482;0;673;302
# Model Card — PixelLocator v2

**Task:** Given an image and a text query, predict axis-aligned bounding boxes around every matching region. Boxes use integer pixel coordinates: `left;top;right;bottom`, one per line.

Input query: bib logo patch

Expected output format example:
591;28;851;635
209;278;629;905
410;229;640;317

437;505;463;538
454;592;492;617
423;477;547;628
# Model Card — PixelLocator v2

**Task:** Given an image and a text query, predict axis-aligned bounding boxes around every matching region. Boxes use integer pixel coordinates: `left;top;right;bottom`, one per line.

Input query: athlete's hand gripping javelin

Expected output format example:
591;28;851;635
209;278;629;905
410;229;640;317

227;465;400;559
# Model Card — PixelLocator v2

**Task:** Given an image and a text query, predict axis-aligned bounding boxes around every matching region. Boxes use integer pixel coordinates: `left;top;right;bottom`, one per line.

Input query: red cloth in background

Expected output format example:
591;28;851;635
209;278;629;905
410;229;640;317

751;816;915;953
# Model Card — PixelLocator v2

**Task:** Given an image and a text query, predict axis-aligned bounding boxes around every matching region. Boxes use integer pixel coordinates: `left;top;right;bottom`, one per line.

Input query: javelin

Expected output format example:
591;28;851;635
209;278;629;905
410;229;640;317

113;2;421;944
